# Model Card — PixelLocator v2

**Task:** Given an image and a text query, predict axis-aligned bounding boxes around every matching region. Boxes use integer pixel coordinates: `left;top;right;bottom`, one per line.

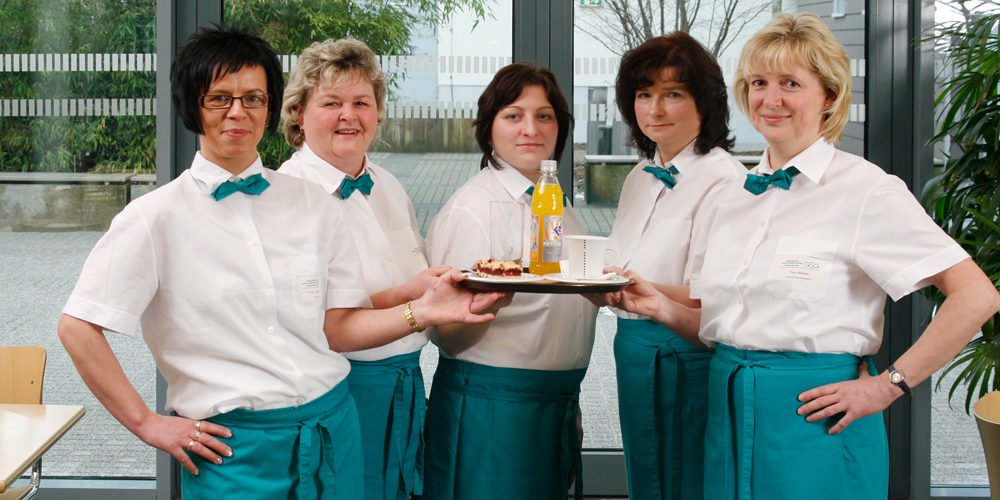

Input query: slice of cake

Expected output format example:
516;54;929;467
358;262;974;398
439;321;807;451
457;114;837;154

472;259;523;278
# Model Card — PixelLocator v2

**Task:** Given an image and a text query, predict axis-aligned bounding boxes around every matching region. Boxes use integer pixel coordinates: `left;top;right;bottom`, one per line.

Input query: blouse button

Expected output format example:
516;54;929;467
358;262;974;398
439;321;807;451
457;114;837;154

248;240;256;247
760;221;765;227
386;255;394;262
365;217;373;224
401;337;409;343
267;326;275;333
262;281;270;288
296;398;305;405
743;260;748;266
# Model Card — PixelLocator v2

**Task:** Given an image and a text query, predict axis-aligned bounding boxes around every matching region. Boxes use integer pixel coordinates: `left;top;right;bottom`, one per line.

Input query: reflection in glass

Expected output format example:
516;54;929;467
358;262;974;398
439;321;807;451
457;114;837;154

0;0;157;479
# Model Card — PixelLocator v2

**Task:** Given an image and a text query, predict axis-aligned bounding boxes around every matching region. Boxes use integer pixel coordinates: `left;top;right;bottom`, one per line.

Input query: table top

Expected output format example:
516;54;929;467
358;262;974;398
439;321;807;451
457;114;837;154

0;404;86;493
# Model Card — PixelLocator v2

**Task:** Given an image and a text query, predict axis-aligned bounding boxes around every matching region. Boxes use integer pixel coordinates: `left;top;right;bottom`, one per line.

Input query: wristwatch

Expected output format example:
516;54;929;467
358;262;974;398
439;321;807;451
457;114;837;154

888;365;913;396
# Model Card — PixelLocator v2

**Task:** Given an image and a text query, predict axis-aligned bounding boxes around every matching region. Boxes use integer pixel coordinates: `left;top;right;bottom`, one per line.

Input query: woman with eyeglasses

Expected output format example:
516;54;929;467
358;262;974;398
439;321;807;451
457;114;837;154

277;38;447;500
57;26;502;499
609;13;1000;499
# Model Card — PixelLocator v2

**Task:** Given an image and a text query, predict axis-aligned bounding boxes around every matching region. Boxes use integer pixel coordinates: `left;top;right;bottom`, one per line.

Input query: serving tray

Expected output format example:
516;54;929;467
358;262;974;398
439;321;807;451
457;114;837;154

458;272;633;294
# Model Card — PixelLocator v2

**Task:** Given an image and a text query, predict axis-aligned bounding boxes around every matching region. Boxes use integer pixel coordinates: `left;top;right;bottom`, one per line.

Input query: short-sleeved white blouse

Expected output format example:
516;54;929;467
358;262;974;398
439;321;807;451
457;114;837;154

688;139;968;355
63;153;370;419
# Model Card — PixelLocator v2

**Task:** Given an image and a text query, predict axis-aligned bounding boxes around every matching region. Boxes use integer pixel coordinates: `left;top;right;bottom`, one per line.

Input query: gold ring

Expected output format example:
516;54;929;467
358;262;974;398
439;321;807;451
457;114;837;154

194;420;201;432
187;439;197;451
194;430;201;442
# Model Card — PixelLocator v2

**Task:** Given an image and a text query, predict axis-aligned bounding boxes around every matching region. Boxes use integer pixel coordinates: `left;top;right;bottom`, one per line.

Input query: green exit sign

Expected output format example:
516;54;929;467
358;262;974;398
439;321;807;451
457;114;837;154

580;0;602;5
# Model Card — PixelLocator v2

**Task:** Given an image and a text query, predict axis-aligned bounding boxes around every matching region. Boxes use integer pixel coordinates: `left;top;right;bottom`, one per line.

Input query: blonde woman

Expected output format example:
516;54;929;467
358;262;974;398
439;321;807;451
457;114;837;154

278;38;444;500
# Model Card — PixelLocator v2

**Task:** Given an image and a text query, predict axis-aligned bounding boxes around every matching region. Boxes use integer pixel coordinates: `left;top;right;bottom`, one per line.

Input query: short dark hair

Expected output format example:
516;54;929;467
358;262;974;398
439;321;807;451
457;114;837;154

474;62;573;170
615;33;734;158
170;25;283;135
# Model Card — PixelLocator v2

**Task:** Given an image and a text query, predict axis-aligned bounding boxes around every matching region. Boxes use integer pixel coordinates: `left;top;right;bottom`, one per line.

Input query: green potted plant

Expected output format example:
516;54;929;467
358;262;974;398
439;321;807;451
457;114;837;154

921;11;1000;414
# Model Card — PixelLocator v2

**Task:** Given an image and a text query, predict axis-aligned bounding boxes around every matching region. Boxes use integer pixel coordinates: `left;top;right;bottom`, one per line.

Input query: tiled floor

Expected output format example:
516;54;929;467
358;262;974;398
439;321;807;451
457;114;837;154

0;151;989;486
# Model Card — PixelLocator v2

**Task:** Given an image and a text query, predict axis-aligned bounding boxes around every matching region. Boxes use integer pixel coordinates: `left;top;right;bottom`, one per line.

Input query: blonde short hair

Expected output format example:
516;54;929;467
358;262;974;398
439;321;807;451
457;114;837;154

281;38;387;148
733;12;852;143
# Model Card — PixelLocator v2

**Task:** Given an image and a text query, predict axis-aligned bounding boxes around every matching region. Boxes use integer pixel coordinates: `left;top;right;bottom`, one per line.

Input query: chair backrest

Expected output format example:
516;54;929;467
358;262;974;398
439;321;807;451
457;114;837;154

0;346;47;404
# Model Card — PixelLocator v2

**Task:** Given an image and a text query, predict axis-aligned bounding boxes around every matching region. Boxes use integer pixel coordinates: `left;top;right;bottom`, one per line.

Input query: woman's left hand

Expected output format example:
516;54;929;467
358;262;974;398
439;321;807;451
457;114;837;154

406;266;452;299
412;268;505;325
797;362;901;434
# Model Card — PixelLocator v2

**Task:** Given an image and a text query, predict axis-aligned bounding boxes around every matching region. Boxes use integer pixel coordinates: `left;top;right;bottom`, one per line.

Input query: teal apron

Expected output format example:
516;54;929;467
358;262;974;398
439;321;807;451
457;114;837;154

705;344;889;500
420;356;587;500
182;381;364;500
614;318;712;500
347;351;426;500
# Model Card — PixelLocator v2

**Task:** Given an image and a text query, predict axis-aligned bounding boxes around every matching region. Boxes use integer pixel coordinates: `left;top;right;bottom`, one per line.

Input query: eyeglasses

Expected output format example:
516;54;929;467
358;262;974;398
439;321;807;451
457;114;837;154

199;94;270;109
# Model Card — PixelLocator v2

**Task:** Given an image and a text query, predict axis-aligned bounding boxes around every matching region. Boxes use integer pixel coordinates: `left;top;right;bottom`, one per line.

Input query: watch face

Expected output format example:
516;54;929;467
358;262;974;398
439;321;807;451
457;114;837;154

890;371;904;384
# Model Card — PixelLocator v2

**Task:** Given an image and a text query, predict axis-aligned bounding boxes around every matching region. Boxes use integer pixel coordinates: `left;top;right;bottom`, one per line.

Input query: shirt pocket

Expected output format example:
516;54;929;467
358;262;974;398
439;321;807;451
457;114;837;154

391;226;429;275
288;255;322;318
766;237;838;302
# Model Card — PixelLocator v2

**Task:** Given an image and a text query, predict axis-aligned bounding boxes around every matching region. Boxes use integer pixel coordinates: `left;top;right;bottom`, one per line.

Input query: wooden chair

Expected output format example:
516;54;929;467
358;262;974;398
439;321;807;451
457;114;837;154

0;346;47;500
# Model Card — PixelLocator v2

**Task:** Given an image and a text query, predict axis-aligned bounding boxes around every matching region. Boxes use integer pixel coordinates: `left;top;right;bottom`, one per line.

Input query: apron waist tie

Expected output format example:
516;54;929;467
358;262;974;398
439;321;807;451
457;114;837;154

391;363;425;498
297;418;338;500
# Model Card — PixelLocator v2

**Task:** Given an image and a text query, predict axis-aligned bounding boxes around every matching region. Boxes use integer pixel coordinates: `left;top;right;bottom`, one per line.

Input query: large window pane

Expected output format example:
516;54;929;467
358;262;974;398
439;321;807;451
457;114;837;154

928;0;998;488
0;0;157;478
225;0;513;441
571;1;868;450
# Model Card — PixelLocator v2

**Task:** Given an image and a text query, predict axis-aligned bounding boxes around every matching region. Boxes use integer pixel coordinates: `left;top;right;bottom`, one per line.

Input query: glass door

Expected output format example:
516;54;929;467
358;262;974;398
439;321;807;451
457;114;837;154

0;0;158;480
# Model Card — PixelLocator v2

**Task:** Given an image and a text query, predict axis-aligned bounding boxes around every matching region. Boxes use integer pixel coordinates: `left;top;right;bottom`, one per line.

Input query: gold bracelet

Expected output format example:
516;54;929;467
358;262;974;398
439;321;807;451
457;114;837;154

404;301;425;332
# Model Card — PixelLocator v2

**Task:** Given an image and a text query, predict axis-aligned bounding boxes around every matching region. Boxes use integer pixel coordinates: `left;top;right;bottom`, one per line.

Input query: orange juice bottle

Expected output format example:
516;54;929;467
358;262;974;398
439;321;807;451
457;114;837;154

529;160;564;275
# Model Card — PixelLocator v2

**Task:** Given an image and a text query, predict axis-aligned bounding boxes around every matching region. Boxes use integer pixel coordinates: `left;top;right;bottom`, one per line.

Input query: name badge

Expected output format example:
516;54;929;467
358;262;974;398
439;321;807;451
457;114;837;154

775;256;825;283
298;275;321;302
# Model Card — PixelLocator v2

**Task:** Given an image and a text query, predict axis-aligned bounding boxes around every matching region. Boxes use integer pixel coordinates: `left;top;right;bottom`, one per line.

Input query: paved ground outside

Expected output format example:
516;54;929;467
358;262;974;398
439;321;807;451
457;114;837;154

0;151;988;486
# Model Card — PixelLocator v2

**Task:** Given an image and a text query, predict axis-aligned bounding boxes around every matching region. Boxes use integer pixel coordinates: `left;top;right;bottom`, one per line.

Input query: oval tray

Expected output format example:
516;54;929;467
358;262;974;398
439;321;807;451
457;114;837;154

458;277;632;294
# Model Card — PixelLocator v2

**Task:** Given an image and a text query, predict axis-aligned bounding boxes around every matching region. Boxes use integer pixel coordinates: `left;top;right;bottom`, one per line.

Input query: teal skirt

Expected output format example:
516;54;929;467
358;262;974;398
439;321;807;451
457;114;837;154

182;381;364;500
347;351;425;500
420;356;587;500
705;344;889;500
614;318;712;500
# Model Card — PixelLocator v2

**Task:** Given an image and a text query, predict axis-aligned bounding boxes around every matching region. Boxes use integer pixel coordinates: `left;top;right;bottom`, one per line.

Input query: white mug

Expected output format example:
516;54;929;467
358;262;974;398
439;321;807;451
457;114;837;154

560;235;618;279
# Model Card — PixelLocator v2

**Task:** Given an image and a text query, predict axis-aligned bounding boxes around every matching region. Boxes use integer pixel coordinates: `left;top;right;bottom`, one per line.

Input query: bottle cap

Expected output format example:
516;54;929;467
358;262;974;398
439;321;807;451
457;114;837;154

540;160;557;173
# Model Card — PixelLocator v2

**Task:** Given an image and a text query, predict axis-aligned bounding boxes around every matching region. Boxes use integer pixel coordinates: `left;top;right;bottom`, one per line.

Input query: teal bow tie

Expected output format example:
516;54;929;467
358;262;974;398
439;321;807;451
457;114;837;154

525;186;571;206
211;173;270;201
339;173;373;199
743;167;801;195
643;165;680;189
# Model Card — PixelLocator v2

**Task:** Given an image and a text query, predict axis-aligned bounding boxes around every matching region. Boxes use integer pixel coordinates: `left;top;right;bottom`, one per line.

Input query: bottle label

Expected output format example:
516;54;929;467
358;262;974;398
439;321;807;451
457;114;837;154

541;215;562;263
530;215;540;263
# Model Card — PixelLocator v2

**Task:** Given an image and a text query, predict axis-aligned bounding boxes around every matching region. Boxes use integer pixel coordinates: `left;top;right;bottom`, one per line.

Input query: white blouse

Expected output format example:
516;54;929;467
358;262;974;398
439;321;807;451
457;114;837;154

278;144;430;360
607;142;746;319
689;139;968;356
425;159;598;370
64;153;369;419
